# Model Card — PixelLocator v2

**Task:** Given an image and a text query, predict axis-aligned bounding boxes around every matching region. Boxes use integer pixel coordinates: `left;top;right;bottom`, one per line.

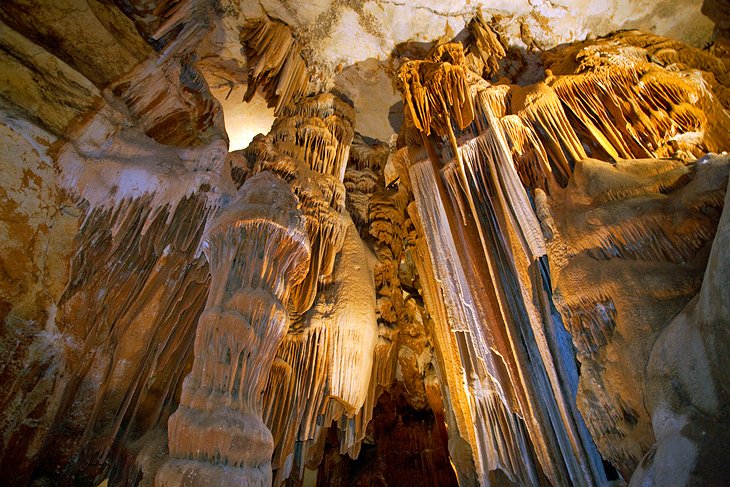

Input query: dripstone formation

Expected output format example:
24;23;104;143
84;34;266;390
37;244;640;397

1;1;729;486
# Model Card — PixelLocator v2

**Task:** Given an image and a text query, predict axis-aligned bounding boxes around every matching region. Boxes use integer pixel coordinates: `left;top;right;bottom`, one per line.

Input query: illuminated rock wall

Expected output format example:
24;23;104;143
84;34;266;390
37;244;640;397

392;22;730;486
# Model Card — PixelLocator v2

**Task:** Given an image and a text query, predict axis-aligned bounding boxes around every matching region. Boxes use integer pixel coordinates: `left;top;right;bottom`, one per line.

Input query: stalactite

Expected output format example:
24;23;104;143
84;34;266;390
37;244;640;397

392;29;649;485
246;93;354;316
241;19;310;115
406;137;606;486
263;323;329;484
457;129;548;261
467;10;507;79
397;43;475;138
325;221;379;412
111;56;226;146
407;157;545;485
498;115;552;191
509;82;586;187
0;188;216;485
545;44;730;160
56;124;230;241
0;8;230;479
261;216;379;485
238;92;403;485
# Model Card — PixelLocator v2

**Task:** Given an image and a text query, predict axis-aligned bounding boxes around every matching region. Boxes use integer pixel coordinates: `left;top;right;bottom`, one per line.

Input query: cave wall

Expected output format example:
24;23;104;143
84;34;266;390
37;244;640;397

0;2;223;485
0;1;729;486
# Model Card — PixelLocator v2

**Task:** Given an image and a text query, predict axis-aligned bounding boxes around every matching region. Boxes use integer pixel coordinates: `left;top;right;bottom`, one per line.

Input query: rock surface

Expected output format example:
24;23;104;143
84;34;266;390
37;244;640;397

629;158;730;487
0;1;729;486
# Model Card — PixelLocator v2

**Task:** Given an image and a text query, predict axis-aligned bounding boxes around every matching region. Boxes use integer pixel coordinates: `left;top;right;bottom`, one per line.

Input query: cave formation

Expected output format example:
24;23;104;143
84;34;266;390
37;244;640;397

1;1;730;486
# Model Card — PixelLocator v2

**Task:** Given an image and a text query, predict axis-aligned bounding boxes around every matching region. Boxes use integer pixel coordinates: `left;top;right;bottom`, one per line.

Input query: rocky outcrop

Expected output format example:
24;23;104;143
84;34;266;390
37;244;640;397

539;156;728;477
632;160;730;487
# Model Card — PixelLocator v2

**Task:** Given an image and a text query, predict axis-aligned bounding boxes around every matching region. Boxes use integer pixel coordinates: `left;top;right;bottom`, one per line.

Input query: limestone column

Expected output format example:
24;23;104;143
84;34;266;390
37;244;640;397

156;171;310;486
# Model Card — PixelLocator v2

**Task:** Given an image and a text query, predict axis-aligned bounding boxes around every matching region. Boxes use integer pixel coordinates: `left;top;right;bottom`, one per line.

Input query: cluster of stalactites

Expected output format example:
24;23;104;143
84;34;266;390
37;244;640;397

344;137;390;234
466;9;507;79
471;80;583;190
243;93;354;317
241;18;310;115
390;21;730;487
261;215;389;485
397;42;475;139
542;35;730;162
606;30;730;108
348;136;390;172
397;28;729;195
469;60;727;191
255;117;408;486
271;92;355;182
550;69;697;158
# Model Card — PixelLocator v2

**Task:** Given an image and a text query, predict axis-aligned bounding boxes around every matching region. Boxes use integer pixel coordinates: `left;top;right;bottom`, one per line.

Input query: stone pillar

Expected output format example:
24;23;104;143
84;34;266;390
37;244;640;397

156;171;310;486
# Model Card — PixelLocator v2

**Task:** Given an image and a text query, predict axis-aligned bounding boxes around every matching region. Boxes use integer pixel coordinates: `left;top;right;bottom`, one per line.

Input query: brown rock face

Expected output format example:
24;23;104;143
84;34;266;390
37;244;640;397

634;165;730;487
540;156;728;477
0;2;227;485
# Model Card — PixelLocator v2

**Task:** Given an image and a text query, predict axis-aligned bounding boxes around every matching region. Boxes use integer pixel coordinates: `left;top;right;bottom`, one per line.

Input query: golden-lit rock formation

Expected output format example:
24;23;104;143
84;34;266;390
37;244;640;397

1;1;730;486
241;18;310;116
392;23;730;487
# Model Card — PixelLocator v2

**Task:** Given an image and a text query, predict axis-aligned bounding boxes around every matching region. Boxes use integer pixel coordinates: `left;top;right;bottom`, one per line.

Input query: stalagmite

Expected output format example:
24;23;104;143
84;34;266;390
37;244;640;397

156;172;310;486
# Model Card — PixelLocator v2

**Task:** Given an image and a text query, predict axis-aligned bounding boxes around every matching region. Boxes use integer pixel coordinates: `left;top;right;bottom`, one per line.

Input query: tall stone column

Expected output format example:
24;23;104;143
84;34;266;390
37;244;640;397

156;171;310;486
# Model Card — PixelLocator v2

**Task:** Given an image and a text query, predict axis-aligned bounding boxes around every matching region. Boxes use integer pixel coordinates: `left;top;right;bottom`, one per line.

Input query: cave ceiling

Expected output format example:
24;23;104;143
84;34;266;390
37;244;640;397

202;0;715;143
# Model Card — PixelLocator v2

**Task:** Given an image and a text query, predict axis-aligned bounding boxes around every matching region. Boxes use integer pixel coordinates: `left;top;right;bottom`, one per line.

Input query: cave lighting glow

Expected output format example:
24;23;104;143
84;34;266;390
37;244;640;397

213;85;276;151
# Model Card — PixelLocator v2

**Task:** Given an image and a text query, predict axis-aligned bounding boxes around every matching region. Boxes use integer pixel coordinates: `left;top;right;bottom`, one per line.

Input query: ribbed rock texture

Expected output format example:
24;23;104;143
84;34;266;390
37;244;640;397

1;1;729;486
156;171;310;486
390;15;730;486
